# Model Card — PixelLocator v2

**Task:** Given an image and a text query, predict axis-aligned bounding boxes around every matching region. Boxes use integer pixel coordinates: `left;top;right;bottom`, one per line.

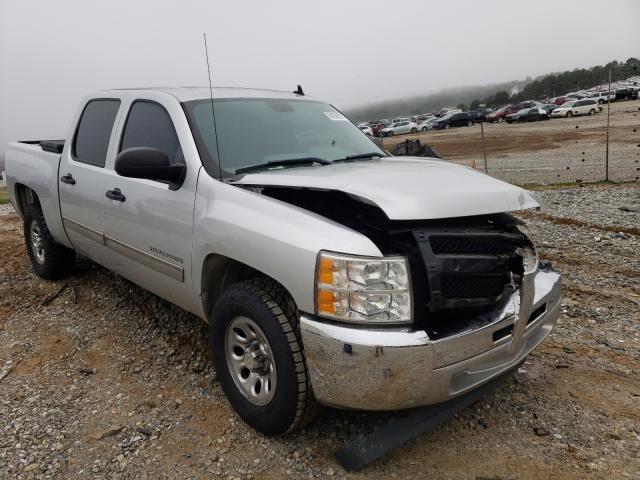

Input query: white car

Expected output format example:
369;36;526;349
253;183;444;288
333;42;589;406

380;121;418;136
589;91;615;104
358;125;373;136
551;99;599;118
417;117;437;131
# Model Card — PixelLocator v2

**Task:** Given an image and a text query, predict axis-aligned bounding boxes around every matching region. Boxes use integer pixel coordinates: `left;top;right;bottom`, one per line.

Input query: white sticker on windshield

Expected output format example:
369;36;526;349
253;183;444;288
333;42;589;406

324;111;349;121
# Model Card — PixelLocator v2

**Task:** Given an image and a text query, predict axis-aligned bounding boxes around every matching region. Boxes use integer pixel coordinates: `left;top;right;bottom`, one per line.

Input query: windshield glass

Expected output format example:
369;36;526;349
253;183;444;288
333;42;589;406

184;98;385;176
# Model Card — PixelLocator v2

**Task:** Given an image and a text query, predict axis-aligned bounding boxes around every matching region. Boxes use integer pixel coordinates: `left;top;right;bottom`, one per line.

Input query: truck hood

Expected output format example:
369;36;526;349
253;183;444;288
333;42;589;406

230;157;540;220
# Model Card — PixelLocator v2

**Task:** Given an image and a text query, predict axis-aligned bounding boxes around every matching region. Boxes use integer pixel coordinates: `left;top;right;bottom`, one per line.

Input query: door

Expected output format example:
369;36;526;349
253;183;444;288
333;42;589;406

59;98;121;262
101;99;197;312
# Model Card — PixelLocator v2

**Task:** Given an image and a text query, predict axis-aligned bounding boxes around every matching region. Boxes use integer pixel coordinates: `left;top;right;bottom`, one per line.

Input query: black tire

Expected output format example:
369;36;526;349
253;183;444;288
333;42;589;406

566;111;573;118
444;124;450;129
467;120;473;127
422;127;428;132
410;128;417;134
23;205;75;280
210;277;321;436
589;109;595;115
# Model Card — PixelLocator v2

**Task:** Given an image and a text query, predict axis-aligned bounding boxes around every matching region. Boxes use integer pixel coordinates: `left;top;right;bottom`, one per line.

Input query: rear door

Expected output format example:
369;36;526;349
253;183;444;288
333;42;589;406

59;98;121;262
101;95;200;313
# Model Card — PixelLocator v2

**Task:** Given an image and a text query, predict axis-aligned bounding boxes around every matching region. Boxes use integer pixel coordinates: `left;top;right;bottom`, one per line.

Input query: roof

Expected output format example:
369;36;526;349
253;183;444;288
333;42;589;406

101;86;316;102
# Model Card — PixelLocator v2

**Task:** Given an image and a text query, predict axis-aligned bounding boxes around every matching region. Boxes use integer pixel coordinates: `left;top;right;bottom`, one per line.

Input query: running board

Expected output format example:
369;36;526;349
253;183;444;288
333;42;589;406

335;363;522;471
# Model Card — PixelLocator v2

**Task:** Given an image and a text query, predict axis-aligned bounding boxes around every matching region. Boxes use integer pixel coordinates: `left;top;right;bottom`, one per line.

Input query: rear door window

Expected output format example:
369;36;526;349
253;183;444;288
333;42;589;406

120;101;183;165
73;99;121;167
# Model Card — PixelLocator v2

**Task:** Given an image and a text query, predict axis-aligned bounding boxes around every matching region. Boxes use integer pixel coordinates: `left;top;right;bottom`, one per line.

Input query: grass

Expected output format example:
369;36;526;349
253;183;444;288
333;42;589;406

0;186;9;204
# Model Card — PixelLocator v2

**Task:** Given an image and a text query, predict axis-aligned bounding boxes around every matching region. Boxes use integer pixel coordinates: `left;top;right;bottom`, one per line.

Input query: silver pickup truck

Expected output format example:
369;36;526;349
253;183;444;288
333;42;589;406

5;87;561;436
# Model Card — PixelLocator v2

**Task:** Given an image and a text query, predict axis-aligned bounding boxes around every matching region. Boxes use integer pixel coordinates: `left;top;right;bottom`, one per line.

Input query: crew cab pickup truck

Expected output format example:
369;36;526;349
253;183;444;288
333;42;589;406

5;87;561;436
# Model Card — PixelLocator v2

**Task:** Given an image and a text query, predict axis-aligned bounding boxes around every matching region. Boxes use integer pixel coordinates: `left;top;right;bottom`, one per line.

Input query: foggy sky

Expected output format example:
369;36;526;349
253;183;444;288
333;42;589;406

2;0;639;164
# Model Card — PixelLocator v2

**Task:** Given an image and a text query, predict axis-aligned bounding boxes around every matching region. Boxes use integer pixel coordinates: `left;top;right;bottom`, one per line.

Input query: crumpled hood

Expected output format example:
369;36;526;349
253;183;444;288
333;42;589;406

231;157;540;220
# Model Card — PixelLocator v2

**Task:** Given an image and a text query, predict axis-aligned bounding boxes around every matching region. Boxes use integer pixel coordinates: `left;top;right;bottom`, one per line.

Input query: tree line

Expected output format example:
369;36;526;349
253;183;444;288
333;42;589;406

347;57;639;122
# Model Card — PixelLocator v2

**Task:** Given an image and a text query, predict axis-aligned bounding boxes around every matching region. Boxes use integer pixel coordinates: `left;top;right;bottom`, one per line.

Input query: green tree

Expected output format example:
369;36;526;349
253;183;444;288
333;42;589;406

493;90;510;106
456;103;467;111
470;99;481;109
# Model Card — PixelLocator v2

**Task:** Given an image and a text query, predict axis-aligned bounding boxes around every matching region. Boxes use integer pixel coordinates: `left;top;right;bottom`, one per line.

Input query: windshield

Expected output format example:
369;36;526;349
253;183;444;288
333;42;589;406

559;101;575;107
184;98;385;176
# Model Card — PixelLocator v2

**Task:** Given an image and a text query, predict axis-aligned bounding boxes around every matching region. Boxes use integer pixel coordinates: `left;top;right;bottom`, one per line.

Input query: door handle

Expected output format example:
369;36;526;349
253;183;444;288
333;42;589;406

105;188;126;202
60;173;75;185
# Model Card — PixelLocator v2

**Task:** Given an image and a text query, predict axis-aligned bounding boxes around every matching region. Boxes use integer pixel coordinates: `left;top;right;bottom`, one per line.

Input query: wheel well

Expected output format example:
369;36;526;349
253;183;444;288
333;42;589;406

201;254;287;319
14;184;40;217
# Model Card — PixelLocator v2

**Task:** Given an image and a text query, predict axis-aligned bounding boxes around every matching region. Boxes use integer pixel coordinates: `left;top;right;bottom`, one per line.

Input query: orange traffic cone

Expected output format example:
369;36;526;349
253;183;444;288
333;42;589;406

472;159;477;169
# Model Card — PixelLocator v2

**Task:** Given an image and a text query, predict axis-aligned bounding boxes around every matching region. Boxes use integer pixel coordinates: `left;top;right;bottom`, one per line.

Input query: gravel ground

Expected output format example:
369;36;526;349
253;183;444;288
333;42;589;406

383;100;640;184
1;184;639;479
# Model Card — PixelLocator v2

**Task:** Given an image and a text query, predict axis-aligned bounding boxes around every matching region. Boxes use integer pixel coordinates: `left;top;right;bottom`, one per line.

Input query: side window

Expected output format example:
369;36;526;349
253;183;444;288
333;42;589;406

120;101;184;165
73;99;121;167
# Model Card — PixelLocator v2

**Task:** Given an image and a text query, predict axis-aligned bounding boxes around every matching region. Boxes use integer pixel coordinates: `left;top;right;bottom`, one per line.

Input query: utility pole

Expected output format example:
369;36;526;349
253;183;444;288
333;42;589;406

605;67;611;181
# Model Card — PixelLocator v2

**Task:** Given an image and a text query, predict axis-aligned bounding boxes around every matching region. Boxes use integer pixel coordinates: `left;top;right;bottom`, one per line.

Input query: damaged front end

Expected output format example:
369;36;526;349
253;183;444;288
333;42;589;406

241;185;561;410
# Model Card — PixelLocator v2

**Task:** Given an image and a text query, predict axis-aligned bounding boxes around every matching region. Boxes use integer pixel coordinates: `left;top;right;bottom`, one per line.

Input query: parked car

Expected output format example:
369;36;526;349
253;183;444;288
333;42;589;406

431;112;473;129
5;86;561;437
359;125;373;136
417;117;438;131
380;121;418;136
517;100;541;109
551;99;599;118
486;105;520;122
541;103;558;115
505;107;550;123
590;91;615;104
435;108;462;118
468;108;493;123
614;88;638;101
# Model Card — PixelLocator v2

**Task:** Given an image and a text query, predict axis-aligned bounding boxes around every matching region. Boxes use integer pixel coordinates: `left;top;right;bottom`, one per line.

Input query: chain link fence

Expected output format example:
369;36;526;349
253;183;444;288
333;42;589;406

383;99;640;186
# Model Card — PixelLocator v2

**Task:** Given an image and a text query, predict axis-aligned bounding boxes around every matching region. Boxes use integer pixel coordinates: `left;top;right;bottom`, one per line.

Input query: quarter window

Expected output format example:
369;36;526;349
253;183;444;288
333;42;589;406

73;99;121;167
120;101;183;164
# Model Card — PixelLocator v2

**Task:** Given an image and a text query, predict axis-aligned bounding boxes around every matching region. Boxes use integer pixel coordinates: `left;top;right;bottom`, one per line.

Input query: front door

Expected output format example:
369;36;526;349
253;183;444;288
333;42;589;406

101;98;198;313
59;98;121;263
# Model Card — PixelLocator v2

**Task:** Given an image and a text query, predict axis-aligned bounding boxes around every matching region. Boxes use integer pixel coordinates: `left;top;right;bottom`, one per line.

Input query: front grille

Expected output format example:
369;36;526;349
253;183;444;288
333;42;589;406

429;235;518;256
441;273;510;299
414;228;525;312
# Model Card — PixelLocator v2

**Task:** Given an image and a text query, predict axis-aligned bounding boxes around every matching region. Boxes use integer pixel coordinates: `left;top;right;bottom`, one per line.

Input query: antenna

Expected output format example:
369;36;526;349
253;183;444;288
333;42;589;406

203;33;222;181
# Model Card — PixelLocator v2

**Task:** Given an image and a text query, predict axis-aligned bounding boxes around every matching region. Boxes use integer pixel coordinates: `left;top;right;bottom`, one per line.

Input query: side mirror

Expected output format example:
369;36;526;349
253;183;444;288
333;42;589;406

115;147;186;188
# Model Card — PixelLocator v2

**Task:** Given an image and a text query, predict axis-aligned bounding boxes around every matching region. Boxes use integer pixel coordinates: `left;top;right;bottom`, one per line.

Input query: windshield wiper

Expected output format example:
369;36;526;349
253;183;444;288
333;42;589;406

235;157;331;175
333;152;386;163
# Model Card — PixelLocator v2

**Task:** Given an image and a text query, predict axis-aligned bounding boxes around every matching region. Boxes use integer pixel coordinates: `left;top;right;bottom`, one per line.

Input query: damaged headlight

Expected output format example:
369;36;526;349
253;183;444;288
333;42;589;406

315;251;412;324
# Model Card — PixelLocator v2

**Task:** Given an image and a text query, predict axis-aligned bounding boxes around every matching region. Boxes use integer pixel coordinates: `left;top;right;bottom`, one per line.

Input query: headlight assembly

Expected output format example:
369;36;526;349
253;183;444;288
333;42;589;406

315;251;412;324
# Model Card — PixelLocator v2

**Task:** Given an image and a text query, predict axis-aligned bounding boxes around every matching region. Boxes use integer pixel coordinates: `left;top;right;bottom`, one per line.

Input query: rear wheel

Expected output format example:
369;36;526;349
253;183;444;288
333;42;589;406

388;131;394;136
211;277;320;436
23;205;75;280
566;111;573;118
410;127;417;134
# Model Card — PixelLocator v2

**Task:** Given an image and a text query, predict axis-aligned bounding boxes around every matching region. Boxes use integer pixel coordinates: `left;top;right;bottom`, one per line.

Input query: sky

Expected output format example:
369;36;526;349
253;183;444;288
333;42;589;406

1;0;639;165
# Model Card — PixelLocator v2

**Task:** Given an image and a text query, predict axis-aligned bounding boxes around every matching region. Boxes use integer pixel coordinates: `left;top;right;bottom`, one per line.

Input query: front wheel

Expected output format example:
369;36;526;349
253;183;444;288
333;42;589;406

589;109;595;115
23;205;75;280
211;277;320;436
566;111;573;118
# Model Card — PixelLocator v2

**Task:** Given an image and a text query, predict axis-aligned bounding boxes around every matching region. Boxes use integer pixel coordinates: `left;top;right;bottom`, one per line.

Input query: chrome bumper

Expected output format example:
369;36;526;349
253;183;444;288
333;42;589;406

300;265;561;410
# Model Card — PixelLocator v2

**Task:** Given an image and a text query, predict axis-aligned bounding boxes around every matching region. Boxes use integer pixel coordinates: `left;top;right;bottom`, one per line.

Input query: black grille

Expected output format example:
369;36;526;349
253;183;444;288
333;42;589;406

441;273;510;299
429;235;518;256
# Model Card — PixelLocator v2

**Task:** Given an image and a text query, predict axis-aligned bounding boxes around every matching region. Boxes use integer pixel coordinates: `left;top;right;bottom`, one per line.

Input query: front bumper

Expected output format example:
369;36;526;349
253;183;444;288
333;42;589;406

300;265;561;410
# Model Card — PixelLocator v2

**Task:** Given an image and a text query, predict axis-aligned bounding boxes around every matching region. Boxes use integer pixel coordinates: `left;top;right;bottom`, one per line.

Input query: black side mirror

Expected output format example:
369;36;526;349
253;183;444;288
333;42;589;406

115;147;186;189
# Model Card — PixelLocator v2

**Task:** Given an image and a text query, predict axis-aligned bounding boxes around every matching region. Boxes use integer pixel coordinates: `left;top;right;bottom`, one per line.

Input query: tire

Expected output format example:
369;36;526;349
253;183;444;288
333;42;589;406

422;127;428;132
23;205;75;280
467;121;473;127
388;131;394;136
444;124;450;129
410;128;417;134
210;277;321;436
566;111;573;118
589;109;595;115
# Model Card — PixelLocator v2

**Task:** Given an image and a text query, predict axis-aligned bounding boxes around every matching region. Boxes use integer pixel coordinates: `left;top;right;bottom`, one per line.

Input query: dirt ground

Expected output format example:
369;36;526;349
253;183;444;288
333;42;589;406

382;100;640;184
1;183;639;480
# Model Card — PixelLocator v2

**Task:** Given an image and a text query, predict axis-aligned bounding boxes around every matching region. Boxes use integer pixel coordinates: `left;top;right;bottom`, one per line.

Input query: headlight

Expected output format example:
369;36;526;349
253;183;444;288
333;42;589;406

315;251;412;324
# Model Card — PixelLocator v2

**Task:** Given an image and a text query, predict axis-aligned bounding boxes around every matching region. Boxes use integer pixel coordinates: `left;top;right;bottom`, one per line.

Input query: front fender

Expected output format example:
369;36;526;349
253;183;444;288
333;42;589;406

192;175;382;314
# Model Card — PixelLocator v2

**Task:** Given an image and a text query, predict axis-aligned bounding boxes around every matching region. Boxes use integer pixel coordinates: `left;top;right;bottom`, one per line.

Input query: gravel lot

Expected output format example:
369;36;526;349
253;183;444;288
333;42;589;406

383;100;640;184
1;184;639;480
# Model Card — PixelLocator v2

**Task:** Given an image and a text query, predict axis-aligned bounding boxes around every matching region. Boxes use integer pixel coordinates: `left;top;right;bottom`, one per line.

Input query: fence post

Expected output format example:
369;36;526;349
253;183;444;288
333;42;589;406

605;67;611;181
480;121;488;174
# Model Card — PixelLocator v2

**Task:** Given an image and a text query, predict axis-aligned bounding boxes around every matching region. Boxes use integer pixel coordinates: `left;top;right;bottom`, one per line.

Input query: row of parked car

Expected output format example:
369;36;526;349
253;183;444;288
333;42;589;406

358;77;640;137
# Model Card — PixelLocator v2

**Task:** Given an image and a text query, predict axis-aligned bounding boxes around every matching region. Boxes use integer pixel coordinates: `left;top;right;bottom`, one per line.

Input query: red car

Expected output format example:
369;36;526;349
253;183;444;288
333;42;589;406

486;105;520;123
